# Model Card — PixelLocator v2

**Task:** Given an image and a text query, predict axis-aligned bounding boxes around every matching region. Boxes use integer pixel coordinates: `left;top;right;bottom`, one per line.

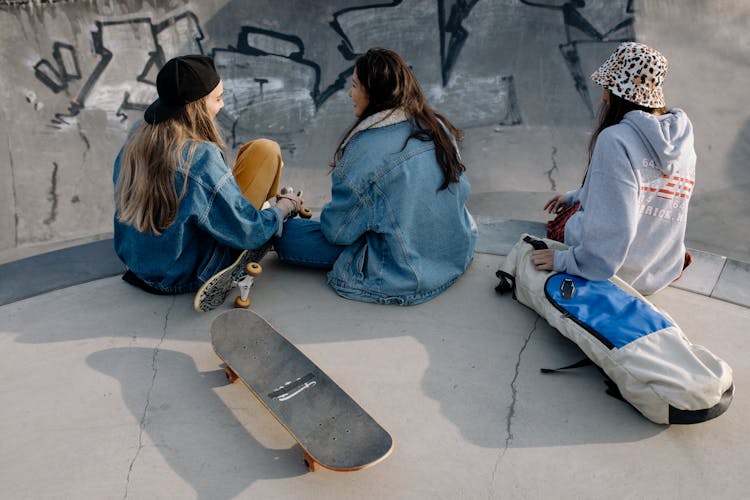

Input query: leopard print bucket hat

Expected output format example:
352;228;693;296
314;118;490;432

591;42;668;108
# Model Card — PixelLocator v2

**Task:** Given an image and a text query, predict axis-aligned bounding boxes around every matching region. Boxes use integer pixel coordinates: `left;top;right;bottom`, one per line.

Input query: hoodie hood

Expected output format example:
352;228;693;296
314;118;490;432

621;108;695;175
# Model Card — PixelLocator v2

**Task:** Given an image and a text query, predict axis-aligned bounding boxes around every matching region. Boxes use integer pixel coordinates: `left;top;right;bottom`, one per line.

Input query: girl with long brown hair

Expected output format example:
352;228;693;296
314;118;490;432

532;42;696;295
275;48;477;305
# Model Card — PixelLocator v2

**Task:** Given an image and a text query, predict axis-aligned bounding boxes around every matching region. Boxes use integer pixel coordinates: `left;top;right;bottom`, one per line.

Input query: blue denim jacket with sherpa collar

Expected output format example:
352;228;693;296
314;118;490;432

113;141;283;294
320;109;477;305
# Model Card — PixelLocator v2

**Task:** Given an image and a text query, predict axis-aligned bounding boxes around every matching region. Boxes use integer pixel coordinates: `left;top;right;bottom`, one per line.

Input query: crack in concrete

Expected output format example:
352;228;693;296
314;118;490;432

43;162;58;225
504;316;537;448
8;135;18;246
123;297;175;500
77;122;90;164
544;146;559;192
488;316;539;499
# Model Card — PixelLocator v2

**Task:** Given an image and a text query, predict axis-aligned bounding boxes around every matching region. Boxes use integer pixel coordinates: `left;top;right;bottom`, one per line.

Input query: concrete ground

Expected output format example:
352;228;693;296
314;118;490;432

1;197;748;499
2;3;748;496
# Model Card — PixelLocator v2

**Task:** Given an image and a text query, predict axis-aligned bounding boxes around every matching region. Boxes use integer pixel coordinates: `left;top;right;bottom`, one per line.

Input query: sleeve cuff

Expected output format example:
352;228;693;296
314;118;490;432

553;249;566;272
270;206;285;237
564;189;579;204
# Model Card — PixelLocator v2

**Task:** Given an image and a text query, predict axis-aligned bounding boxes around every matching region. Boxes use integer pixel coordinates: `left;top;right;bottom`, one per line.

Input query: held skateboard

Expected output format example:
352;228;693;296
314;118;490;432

193;186;311;312
193;244;270;312
210;309;394;472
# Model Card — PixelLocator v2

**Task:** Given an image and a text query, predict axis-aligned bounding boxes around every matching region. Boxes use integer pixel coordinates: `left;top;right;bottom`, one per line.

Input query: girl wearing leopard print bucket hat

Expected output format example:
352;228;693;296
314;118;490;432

533;42;696;295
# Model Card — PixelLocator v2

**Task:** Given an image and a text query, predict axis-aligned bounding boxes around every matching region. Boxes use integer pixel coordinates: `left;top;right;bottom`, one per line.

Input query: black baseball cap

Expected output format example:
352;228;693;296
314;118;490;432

144;55;221;124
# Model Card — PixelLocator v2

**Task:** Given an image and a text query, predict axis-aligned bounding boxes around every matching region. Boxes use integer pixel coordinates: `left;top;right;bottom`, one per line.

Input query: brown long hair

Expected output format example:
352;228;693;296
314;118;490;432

581;91;666;184
333;48;465;190
116;98;225;235
589;91;666;161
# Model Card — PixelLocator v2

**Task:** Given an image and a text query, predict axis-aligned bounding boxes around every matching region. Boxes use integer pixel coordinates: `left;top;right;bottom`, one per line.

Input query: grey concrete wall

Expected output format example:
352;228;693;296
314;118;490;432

1;0;748;260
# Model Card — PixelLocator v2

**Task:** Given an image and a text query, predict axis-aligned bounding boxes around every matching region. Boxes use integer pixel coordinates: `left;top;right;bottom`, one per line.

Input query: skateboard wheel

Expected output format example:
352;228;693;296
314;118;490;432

246;262;262;276
303;453;316;472
299;207;313;219
224;366;239;383
234;296;251;308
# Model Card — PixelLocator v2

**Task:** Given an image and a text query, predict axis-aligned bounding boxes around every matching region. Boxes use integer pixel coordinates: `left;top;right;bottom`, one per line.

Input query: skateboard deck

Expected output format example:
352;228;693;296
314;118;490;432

210;309;393;471
194;243;270;312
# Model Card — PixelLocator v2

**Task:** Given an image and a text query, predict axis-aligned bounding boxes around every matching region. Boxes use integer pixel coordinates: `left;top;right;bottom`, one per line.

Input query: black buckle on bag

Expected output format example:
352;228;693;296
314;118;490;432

560;278;576;300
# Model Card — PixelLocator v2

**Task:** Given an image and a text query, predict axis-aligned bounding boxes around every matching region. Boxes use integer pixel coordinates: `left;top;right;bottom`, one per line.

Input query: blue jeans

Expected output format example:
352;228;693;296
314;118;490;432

275;218;345;269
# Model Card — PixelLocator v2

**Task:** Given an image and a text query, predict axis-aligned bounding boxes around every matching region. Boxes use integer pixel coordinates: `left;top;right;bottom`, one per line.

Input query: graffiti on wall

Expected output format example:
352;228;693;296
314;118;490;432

213;25;349;149
519;0;634;116
439;0;481;86
32;0;522;148
329;0;481;86
34;12;204;127
28;0;636;144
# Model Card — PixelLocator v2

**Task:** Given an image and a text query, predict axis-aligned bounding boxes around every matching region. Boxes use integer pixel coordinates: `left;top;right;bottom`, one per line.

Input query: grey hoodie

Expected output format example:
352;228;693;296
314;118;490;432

554;108;696;295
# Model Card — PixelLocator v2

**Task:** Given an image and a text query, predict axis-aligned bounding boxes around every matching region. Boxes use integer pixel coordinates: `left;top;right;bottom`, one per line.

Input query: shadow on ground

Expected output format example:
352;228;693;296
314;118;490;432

87;347;305;499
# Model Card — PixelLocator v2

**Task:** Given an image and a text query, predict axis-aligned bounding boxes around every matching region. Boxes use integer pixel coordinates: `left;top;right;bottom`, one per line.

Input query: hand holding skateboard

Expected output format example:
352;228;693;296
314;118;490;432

278;186;312;219
194;186;312;313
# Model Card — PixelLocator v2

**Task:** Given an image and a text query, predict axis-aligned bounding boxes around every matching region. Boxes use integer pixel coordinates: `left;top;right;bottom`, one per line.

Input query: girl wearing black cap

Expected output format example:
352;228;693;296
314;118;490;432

113;54;302;295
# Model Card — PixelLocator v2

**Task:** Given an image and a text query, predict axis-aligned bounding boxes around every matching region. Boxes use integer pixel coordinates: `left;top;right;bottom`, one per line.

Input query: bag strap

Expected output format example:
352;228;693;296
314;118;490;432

540;357;593;373
495;236;548;297
523;235;548;250
602;379;626;402
541;357;629;404
494;269;516;296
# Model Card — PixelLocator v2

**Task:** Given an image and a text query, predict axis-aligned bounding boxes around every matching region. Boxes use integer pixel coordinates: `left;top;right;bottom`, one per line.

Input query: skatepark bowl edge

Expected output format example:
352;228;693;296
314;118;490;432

1;215;749;499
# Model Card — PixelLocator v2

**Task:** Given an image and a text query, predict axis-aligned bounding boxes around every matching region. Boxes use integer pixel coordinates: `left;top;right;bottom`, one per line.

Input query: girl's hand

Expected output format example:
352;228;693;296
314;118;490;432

544;194;568;214
275;193;304;218
531;249;555;271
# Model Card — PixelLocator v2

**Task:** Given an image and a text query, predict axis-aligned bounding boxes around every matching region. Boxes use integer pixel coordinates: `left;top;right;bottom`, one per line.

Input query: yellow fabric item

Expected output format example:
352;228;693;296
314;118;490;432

233;139;283;209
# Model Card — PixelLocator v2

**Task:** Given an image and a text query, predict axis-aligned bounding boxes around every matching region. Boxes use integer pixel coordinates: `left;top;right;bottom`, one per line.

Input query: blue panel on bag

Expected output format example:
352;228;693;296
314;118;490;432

545;274;673;349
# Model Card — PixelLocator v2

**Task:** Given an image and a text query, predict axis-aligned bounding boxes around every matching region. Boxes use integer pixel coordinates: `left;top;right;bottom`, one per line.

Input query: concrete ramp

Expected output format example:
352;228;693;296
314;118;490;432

1;0;749;262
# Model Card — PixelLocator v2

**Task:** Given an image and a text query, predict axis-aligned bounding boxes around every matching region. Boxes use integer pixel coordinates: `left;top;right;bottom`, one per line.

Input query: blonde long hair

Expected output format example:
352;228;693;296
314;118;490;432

116;98;225;235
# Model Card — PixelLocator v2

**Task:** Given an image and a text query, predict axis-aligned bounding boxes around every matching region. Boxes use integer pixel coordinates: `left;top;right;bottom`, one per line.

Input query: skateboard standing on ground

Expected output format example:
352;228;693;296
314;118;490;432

210;309;394;472
193;187;311;312
193;244;269;312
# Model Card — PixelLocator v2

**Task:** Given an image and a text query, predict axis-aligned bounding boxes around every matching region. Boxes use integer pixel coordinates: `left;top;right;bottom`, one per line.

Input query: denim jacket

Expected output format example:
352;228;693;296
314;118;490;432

321;111;477;305
113;141;283;294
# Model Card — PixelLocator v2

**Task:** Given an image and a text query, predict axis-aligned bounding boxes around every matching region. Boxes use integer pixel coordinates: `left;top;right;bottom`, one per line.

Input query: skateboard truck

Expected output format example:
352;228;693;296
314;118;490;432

279;186;312;219
194;244;272;312
233;262;262;308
